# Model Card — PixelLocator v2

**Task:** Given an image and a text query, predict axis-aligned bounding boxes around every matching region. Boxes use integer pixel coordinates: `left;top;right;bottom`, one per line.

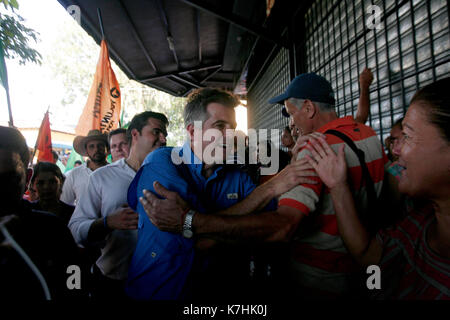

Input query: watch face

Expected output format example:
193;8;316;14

183;229;193;239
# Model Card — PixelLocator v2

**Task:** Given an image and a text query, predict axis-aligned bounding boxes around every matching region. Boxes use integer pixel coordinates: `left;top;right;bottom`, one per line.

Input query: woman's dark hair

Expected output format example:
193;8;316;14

410;77;450;142
31;161;65;186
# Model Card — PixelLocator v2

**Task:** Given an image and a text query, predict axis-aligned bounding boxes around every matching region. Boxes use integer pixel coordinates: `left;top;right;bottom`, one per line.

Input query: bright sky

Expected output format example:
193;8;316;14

0;0;249;139
0;0;92;132
235;104;247;135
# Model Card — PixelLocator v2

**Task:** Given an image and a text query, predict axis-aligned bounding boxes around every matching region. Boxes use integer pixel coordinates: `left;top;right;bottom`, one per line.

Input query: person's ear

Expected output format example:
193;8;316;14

186;123;195;141
131;128;140;143
305;100;317;119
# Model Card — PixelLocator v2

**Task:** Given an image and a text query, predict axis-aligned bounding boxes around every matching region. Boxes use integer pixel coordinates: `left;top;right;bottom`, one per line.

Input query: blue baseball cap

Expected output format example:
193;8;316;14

269;73;335;117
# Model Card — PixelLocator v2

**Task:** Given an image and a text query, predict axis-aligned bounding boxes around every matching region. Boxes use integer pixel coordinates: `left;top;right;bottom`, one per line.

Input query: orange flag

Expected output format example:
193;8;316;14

36;111;53;162
75;39;121;135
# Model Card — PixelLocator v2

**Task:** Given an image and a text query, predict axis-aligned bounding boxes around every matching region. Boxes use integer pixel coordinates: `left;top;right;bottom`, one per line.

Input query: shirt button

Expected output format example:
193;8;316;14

151;252;157;258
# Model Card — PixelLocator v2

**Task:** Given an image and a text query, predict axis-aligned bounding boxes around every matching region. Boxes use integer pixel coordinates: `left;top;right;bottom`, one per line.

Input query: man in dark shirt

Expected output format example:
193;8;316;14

0;126;85;300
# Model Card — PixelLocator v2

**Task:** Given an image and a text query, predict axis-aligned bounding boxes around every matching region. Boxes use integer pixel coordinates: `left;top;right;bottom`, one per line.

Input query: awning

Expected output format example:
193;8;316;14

57;0;290;97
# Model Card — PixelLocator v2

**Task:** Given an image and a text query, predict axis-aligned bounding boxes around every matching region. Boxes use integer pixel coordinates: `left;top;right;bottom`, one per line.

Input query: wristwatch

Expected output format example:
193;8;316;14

182;210;196;239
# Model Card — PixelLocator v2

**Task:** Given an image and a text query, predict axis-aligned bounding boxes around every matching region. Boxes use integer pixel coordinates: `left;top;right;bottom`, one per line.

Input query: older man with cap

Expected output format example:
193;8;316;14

143;74;388;299
61;129;109;206
268;73;387;297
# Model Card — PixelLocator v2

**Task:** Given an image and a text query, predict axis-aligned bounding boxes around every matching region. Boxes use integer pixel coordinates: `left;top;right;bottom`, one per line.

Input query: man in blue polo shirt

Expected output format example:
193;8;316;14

126;88;316;300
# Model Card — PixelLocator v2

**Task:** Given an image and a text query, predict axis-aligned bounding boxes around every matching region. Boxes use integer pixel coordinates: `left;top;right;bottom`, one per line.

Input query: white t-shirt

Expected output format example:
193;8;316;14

60;163;93;206
68;158;137;280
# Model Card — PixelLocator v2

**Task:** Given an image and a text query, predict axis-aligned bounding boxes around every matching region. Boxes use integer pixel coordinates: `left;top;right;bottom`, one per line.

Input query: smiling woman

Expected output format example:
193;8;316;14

305;77;450;300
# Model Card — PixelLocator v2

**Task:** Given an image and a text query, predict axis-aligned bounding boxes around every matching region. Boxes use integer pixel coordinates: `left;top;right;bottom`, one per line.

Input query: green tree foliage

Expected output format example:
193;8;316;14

45;21;98;107
121;86;186;146
0;0;41;65
45;13;186;146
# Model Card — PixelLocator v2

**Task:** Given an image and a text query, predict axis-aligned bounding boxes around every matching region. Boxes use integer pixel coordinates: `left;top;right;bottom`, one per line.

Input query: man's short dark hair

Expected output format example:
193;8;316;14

126;111;169;145
108;128;127;143
0;126;30;167
183;88;240;128
31;161;65;186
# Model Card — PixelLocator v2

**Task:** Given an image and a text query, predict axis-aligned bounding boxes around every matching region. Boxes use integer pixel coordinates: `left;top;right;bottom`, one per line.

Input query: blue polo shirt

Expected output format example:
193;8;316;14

126;142;277;300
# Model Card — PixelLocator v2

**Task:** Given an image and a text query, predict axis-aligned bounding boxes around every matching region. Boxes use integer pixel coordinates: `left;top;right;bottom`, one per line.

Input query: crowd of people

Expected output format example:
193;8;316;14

0;67;448;301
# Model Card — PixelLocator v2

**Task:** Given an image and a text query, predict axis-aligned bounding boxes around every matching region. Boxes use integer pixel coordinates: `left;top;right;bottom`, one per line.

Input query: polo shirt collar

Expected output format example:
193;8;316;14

180;141;224;182
116;157;136;174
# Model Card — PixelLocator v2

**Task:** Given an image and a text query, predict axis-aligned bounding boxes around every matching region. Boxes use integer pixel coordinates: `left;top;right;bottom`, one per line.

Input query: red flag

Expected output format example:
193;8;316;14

75;40;121;135
36;111;53;162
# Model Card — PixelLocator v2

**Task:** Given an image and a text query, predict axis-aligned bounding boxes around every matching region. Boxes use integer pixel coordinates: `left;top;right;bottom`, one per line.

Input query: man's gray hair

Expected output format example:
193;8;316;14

288;97;335;112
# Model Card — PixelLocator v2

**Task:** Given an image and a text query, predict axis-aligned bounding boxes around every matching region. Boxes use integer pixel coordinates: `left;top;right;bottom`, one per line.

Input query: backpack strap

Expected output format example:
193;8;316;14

324;129;377;222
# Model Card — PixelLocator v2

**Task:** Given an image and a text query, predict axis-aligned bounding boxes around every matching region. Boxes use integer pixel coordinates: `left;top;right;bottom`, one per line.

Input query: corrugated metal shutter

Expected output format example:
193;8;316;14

303;0;450;142
247;48;290;149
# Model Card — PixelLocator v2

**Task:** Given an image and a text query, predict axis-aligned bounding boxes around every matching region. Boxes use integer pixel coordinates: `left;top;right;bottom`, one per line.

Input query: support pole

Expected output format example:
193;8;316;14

5;85;13;127
97;8;105;39
0;40;14;127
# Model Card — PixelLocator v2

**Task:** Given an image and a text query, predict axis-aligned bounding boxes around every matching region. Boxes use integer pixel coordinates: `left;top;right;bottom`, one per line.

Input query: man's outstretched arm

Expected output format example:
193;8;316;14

140;173;313;242
141;183;307;242
193;205;306;242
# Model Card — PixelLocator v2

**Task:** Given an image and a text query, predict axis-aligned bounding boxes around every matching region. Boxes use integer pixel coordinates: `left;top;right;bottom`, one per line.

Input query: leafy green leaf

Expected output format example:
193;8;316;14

0;10;42;65
10;0;19;9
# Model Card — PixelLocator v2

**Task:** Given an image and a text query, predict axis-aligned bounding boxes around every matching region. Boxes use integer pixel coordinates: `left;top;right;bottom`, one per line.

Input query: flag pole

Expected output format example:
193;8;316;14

5;84;13;127
29;107;50;166
0;40;14;127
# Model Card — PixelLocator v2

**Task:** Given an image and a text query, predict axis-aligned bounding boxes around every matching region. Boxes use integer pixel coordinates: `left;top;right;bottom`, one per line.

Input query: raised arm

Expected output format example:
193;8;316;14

355;68;374;124
304;136;382;267
139;158;317;240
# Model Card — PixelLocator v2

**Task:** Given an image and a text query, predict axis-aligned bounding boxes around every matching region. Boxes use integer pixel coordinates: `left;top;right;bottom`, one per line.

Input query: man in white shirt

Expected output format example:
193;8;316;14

61;130;109;205
68;111;169;299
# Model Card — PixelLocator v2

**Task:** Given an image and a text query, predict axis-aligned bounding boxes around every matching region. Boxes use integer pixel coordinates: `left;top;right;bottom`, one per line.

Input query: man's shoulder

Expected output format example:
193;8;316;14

67;164;87;176
92;158;124;176
324;118;379;144
142;146;178;167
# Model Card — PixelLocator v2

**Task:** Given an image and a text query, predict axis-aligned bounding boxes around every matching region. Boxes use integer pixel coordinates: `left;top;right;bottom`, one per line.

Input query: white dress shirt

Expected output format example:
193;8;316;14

60;163;93;206
68;158;137;280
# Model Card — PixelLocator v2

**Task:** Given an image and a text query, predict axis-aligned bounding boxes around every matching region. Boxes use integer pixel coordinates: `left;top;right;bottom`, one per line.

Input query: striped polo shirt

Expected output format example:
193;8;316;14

374;205;450;300
279;116;388;295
